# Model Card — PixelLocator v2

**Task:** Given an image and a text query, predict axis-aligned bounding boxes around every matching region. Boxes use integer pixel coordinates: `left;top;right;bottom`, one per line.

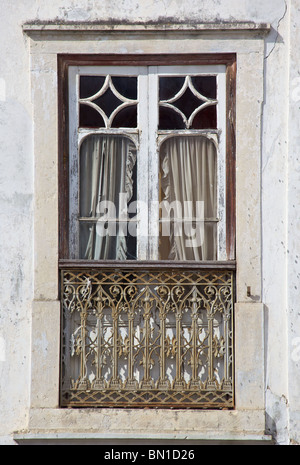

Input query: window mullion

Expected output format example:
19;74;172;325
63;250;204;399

148;66;159;260
216;70;227;260
136;71;149;260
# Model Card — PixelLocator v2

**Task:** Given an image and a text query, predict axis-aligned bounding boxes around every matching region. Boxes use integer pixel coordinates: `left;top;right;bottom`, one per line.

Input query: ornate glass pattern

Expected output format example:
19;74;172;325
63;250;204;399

79;75;138;128
159;75;217;130
60;266;234;408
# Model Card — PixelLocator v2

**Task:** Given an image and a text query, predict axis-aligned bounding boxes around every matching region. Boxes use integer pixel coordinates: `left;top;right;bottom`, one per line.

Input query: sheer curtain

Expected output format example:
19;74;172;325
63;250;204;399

79;135;136;260
159;136;217;260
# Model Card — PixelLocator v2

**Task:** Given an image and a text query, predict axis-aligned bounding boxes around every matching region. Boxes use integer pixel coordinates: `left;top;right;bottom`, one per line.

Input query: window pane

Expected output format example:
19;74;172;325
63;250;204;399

191;76;217;99
79;76;106;99
191;105;217;129
91;87;123;118
111;105;137;128
171;86;205;120
112;76;138;100
159;76;185;101
79;222;137;260
159;106;185;130
159;136;217;260
79;104;105;128
79;134;137;260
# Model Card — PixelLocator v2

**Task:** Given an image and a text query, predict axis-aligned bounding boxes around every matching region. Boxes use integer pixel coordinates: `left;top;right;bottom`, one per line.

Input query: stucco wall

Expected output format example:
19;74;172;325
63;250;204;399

0;0;299;445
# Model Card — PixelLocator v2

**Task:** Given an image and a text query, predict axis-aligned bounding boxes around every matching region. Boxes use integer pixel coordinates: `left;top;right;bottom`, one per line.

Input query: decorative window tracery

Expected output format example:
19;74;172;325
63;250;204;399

79;75;138;129
159;75;217;129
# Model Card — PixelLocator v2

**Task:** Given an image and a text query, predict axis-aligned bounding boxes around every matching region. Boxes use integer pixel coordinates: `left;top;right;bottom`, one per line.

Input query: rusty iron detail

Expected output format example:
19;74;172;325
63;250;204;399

60;266;234;408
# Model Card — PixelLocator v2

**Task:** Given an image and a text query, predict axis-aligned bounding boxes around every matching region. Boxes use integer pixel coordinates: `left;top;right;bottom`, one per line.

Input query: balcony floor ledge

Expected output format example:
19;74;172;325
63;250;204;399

13;431;273;445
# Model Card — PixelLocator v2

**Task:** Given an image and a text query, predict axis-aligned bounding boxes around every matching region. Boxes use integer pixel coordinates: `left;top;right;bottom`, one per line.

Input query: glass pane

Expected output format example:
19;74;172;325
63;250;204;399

171;86;205;120
159;106;185;130
80;76;105;99
79;103;105;128
111;105;137;128
159;76;185;101
79;222;137;260
159;136;217;260
159;222;217;260
112;76;137;100
92;87;122;118
191;105;217;129
79;134;137;260
191;76;217;99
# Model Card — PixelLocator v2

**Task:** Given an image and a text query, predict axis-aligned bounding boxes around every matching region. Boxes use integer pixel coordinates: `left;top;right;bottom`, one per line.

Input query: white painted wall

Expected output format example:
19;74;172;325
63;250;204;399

0;0;299;445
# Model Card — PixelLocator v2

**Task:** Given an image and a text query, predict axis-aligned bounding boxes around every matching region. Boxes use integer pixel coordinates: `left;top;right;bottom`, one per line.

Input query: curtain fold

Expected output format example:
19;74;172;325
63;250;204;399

79;134;136;260
160;136;217;260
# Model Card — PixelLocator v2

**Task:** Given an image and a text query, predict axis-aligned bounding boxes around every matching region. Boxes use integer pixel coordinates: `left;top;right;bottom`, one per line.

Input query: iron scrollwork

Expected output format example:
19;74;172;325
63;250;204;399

61;267;234;408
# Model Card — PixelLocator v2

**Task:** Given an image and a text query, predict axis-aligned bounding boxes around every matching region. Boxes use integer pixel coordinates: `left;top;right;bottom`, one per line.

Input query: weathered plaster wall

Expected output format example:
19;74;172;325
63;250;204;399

0;0;298;445
261;1;290;445
287;0;300;445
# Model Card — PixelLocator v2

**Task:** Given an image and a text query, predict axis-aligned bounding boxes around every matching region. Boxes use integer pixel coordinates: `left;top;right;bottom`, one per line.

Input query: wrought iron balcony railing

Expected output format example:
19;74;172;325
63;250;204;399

60;263;234;408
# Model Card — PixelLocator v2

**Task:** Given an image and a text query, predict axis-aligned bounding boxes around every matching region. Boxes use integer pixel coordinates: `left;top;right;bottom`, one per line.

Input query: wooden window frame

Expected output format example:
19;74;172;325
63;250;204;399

58;53;236;266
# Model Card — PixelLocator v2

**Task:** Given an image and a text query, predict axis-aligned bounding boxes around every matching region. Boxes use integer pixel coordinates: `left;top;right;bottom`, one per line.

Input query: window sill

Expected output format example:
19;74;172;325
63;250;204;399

13;431;273;445
14;407;272;445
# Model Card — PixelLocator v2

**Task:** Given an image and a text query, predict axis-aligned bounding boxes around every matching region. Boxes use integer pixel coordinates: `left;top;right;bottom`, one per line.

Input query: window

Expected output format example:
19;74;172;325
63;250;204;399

59;55;236;409
67;64;228;262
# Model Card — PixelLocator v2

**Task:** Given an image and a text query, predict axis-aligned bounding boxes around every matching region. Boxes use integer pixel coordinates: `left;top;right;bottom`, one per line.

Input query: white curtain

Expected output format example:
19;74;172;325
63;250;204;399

79;135;136;259
160;136;217;260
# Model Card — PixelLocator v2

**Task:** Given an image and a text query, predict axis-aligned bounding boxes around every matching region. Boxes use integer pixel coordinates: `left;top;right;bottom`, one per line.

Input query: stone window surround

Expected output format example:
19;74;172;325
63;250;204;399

16;22;272;444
